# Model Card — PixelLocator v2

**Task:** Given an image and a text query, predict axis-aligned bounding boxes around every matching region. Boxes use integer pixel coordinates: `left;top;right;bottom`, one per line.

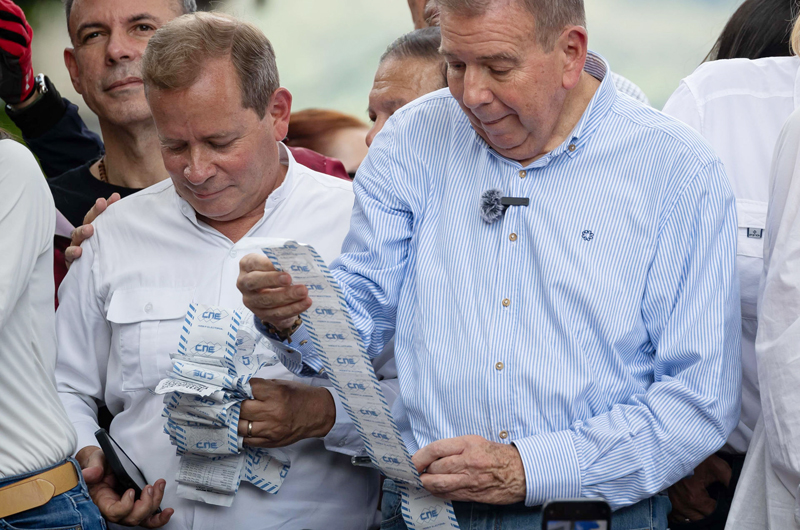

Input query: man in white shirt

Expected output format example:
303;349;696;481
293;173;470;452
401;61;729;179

56;12;385;529
662;43;800;526
0;136;104;529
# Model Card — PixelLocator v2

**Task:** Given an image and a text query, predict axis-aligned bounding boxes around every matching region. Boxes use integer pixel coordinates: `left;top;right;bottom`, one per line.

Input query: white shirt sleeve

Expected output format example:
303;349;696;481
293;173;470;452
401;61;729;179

0;142;53;333
662;80;703;132
55;233;111;453
755;107;800;519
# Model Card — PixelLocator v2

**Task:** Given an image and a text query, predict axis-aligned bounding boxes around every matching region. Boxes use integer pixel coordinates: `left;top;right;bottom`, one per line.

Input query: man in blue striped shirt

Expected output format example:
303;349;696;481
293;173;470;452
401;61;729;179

240;0;741;527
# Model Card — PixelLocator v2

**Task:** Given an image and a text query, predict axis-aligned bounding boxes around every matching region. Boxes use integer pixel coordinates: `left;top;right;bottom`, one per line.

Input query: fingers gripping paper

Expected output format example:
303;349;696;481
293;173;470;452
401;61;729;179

155;303;289;506
263;241;460;530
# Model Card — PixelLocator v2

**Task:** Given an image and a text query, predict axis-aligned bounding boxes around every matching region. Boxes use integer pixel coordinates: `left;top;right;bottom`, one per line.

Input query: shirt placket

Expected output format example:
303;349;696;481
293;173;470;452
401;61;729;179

486;166;532;444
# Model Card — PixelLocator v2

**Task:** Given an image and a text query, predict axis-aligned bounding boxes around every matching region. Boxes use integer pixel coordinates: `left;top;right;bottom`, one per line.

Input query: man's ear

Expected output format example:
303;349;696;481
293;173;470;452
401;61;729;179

556;25;588;91
267;87;292;142
64;48;84;95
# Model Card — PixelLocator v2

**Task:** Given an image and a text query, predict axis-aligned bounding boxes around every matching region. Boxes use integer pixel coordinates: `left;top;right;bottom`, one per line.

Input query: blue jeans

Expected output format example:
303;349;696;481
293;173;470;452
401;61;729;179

0;458;106;530
380;479;671;530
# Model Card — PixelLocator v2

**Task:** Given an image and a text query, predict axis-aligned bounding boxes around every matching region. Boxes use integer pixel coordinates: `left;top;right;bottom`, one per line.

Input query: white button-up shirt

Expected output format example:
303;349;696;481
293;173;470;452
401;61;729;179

55;145;384;529
725;107;800;530
663;56;800;453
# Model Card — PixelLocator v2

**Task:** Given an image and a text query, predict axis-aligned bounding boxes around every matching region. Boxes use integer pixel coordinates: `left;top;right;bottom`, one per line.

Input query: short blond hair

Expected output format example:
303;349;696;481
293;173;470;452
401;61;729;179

793;15;800;56
142;11;279;119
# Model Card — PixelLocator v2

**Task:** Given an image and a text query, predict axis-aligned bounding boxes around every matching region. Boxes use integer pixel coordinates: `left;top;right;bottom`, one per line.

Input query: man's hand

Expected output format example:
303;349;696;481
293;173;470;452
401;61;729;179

65;193;120;268
668;454;732;523
237;253;311;330
412;435;526;505
0;0;34;106
237;379;336;447
76;445;173;528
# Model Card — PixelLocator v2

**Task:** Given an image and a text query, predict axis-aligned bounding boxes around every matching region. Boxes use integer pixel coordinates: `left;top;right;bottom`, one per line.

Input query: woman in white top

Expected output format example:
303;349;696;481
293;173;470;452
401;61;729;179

0;135;104;529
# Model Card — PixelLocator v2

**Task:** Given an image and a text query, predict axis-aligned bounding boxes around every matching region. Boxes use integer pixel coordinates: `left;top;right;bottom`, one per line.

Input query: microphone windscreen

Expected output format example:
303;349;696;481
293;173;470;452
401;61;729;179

480;189;505;224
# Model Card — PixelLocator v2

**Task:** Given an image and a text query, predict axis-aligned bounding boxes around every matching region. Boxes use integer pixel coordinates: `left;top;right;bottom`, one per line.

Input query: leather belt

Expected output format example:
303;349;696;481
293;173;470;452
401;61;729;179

0;462;79;519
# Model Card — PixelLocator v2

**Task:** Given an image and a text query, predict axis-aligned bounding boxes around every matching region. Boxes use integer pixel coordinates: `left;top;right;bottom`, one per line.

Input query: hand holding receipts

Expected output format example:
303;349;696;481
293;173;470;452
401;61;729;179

261;241;460;530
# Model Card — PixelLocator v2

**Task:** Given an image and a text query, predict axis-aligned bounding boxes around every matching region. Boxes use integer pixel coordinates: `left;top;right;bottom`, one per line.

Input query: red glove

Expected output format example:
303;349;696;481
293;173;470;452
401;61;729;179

0;0;33;105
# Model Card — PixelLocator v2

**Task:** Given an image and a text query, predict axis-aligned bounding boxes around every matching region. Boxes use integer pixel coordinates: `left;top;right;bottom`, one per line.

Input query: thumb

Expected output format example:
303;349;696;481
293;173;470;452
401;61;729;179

701;455;732;489
81;449;107;484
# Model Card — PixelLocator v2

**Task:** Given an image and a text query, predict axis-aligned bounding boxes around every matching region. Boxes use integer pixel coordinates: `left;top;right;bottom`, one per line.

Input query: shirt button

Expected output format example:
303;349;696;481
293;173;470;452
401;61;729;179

568;144;577;152
518;170;526;179
299;340;308;346
509;233;517;242
229;249;237;258
144;303;153;313
502;298;511;307
499;430;509;439
495;362;504;371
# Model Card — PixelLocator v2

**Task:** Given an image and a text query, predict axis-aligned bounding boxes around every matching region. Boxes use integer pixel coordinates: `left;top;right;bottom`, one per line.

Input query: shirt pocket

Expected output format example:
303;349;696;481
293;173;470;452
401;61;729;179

106;287;194;391
736;199;767;258
736;199;767;318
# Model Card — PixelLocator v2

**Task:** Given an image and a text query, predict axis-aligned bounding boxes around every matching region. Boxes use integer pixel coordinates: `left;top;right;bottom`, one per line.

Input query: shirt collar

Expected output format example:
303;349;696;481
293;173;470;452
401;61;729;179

564;51;616;158
476;50;617;168
175;141;296;232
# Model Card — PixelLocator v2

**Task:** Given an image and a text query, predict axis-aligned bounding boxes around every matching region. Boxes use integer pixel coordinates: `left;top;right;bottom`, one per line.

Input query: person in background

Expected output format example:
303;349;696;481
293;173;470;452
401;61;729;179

407;0;439;29
286;109;370;177
724;84;800;530
662;6;800;528
0;134;105;529
705;0;799;61
367;26;447;147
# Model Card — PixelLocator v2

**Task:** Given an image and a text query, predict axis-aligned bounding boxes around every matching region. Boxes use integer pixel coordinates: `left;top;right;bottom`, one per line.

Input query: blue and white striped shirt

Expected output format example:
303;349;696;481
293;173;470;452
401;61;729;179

279;53;741;509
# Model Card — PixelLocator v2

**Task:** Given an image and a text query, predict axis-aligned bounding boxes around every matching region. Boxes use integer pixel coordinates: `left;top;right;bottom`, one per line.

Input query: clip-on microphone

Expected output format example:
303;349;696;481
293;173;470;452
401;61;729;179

479;189;530;224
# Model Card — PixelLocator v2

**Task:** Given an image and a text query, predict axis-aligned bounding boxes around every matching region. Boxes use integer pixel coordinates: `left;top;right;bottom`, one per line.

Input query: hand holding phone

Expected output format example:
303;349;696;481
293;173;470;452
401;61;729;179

71;430;174;527
542;499;611;530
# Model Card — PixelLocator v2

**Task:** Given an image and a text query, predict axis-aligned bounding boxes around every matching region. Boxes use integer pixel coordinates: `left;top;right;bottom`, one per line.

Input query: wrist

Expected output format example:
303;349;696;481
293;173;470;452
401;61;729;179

310;386;336;438
75;445;102;468
8;73;44;111
263;317;302;343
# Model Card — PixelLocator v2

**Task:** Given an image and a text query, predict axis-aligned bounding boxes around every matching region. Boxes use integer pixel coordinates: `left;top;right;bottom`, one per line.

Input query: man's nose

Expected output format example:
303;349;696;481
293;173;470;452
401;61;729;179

366;118;386;148
184;148;216;184
105;31;139;65
461;67;493;109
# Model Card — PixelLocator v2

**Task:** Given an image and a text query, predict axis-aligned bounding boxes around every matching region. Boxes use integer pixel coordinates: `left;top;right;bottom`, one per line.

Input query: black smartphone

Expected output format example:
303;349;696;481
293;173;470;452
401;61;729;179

95;428;161;512
542;499;611;530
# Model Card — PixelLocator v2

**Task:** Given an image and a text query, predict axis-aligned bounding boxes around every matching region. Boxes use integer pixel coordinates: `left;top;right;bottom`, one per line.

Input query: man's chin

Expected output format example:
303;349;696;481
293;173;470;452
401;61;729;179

91;96;151;125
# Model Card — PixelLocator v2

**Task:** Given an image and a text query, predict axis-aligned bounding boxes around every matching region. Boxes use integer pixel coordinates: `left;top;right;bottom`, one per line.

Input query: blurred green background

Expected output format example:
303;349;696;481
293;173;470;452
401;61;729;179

3;0;743;135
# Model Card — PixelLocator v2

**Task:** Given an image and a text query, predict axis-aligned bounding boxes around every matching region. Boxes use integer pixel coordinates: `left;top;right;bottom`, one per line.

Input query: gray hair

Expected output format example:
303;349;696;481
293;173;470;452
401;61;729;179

64;0;197;33
433;0;585;50
380;27;447;87
141;11;279;120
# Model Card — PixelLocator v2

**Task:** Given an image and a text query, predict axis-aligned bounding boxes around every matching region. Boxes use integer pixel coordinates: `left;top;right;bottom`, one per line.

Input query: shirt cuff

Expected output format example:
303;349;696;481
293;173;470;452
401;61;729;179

6;76;68;138
321;387;365;456
513;430;582;506
72;420;102;456
253;315;326;376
